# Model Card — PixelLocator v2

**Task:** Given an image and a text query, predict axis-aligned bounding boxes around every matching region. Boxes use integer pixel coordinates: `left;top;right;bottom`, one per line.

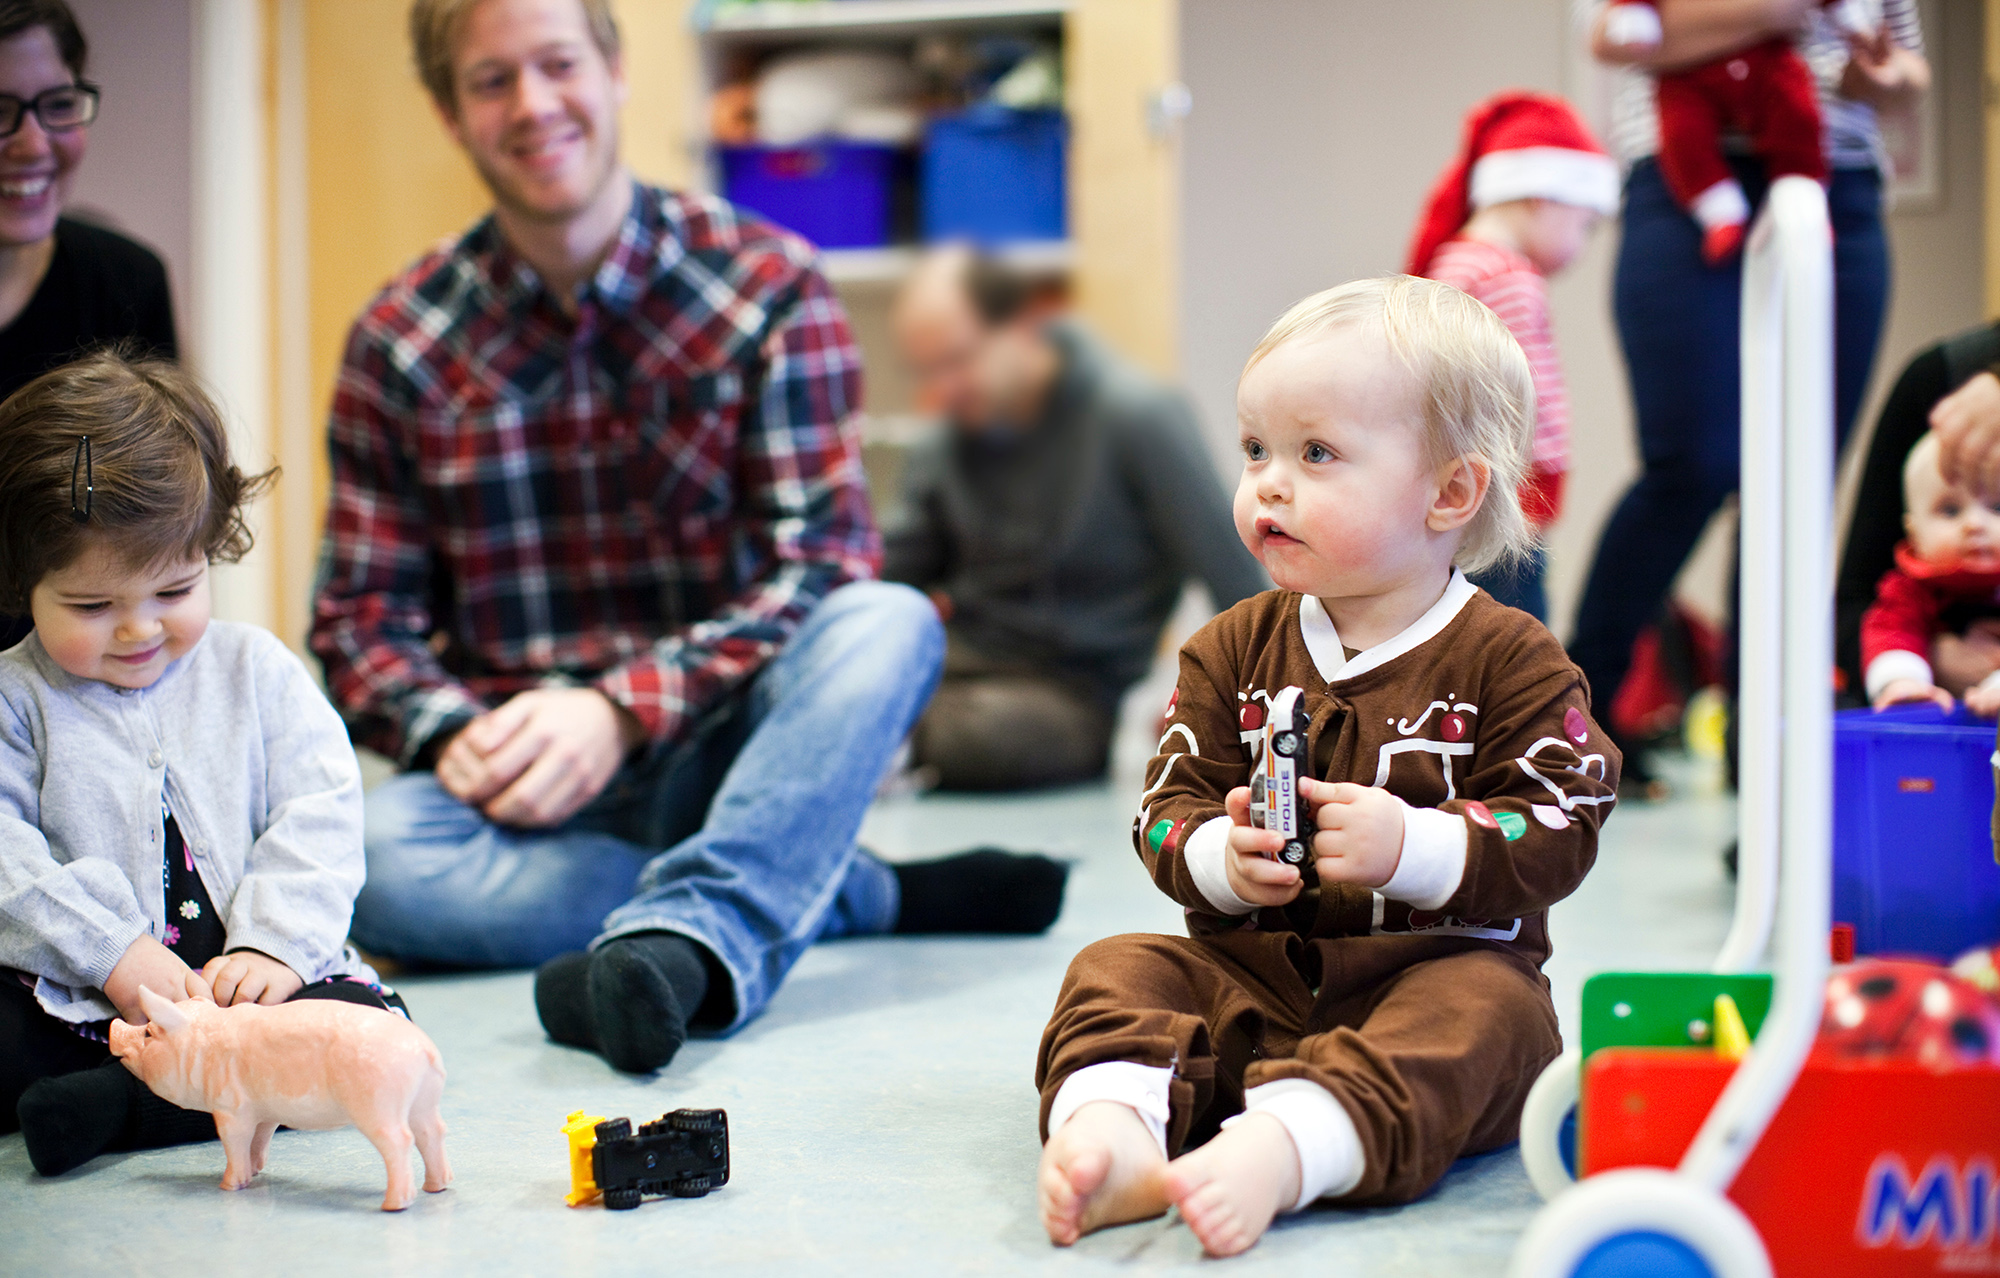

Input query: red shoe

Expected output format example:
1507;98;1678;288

1701;221;1745;266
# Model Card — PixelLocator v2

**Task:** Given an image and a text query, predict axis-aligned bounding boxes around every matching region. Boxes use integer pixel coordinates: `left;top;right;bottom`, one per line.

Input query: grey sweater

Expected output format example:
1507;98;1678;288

883;323;1268;698
0;622;369;1023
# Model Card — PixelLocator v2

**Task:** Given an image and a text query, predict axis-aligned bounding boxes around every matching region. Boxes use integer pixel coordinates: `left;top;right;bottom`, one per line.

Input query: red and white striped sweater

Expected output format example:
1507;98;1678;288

1422;237;1567;528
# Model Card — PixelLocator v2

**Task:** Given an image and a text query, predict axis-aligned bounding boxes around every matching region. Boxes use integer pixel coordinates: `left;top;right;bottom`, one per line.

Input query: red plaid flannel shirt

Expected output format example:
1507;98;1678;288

309;183;878;765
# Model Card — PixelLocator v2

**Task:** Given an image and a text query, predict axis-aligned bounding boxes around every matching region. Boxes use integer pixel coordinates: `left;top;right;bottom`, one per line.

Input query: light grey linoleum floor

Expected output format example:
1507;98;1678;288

1;716;1736;1277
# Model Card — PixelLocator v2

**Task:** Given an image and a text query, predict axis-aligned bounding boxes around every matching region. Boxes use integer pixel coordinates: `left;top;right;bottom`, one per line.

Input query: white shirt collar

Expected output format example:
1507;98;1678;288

1299;570;1478;684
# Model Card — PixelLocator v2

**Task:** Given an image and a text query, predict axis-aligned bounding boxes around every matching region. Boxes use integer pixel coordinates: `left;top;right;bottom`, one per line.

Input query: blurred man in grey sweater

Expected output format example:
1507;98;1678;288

886;248;1267;790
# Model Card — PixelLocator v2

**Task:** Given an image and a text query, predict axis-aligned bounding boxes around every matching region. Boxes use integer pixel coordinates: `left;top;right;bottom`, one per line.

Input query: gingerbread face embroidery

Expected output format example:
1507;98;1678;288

1373;694;1480;799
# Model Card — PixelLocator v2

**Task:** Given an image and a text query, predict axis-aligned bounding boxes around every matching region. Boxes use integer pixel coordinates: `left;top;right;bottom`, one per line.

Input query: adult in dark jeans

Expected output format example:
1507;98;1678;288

1567;0;1926;785
1836;323;2000;699
0;0;177;652
885;248;1268;791
315;0;1064;1078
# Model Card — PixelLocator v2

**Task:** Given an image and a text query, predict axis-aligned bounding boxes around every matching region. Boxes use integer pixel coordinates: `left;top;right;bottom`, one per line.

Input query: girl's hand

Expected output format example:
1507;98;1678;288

1221;785;1304;908
1302;778;1405;889
203;950;305;1007
1872;677;1954;713
103;934;213;1024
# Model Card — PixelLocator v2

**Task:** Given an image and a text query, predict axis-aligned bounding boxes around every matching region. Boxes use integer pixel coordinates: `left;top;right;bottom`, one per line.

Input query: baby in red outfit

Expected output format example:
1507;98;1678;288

1863;431;2000;715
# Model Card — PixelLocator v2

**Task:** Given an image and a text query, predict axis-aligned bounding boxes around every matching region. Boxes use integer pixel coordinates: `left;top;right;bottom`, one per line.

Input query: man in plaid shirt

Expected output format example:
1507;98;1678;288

310;0;1066;1075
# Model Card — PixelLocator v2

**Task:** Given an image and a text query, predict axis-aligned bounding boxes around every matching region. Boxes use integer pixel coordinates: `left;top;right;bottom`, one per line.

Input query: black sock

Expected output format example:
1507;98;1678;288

18;1059;213;1177
116;1083;219;1153
533;950;597;1050
892;848;1069;935
18;1061;134;1177
586;933;710;1074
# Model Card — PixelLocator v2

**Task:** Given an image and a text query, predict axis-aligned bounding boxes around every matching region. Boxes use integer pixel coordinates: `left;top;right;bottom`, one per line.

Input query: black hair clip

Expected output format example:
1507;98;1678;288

70;435;92;523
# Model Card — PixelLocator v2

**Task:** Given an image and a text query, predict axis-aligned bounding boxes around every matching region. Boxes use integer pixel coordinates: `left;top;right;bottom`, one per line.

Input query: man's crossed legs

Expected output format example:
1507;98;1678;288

352;582;1068;1072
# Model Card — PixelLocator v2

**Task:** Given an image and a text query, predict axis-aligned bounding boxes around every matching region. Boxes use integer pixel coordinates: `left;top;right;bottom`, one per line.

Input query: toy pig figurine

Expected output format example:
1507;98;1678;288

109;985;451;1210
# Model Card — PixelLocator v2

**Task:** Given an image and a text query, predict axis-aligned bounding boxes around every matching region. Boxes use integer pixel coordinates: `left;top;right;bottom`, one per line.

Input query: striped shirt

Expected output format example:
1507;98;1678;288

1423;237;1567;527
1582;0;1924;173
309;182;877;766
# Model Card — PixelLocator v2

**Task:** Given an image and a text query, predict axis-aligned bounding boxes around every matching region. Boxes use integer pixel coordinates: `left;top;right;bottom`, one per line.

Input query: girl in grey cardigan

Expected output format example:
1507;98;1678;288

0;353;397;1177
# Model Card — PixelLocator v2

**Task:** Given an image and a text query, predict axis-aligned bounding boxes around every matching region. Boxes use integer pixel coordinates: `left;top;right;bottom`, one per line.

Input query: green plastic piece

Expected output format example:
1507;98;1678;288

1578;971;1774;1060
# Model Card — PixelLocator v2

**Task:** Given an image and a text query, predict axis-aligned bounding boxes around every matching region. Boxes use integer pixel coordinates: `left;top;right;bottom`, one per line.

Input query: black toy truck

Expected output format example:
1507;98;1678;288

571;1108;730;1210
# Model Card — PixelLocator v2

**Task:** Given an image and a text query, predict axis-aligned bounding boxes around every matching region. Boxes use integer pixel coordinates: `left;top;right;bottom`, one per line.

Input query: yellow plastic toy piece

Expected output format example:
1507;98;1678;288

1712;993;1751;1062
563;1111;607;1207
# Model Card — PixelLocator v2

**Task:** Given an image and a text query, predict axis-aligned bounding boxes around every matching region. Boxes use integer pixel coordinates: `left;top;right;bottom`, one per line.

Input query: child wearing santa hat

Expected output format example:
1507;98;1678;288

1406;91;1619;622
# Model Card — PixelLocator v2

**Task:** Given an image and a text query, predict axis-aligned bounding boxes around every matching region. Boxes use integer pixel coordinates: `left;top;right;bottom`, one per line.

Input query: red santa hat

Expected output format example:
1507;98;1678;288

1404;91;1619;276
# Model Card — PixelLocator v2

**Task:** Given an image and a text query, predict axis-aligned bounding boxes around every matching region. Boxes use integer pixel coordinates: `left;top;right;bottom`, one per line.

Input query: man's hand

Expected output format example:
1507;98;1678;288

436;688;644;828
1221;786;1304;908
1933;372;2000;503
202;950;305;1007
1872;677;1954;713
1301;778;1404;889
103;934;212;1025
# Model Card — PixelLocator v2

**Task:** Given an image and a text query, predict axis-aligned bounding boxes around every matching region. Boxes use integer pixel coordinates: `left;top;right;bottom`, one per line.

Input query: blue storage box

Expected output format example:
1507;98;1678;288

719;142;911;250
920;107;1066;243
1832;704;2000;960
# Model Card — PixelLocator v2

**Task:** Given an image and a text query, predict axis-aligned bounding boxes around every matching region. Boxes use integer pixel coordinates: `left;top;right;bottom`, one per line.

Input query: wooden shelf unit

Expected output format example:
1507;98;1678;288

698;0;1073;44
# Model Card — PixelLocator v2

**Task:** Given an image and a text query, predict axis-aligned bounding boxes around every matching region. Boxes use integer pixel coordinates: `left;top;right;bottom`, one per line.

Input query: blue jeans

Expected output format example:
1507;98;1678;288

348;581;946;1032
1568;159;1888;709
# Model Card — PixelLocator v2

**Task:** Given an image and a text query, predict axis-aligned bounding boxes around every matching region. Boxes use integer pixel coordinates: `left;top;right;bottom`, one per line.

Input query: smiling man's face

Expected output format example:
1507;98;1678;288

441;0;626;228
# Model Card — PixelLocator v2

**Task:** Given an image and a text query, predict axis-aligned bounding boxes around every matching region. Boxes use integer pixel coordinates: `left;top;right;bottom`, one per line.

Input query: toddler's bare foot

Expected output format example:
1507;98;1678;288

1162;1112;1302;1257
1038;1101;1170;1245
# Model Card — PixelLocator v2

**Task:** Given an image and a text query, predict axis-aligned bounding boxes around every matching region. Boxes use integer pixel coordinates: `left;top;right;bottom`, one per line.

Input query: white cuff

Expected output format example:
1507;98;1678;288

1692;179;1751;231
1184;815;1259;916
1864;648;1935;702
1225;1079;1365;1210
1379;800;1468;911
1974;670;2000;695
1048;1061;1173;1159
1826;0;1871;37
1602;3;1663;48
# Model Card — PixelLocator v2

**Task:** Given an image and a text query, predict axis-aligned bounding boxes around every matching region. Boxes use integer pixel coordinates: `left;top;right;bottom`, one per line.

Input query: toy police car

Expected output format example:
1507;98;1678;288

1249;685;1317;887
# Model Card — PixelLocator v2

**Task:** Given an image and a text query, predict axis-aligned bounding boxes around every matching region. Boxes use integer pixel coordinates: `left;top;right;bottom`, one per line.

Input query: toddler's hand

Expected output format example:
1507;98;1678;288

1967;677;2000;719
203;950;305;1007
1221;786;1304;908
103;934;213;1025
1302;778;1404;889
1872;678;1954;713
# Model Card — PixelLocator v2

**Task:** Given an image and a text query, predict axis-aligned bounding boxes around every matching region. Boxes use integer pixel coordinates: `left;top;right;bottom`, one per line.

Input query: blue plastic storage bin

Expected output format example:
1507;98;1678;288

921;107;1066;243
1832;703;2000;960
719;142;910;250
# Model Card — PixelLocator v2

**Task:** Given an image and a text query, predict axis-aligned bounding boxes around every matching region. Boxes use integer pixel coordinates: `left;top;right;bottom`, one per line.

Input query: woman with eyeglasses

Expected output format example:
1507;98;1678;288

0;0;174;651
0;0;175;401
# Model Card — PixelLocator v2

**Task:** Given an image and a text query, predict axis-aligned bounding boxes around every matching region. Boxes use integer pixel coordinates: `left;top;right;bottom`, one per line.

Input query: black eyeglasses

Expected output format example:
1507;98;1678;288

0;83;99;139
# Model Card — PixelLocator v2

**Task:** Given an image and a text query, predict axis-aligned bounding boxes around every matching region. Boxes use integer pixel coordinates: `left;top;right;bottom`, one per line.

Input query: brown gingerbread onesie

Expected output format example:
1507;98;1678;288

1036;572;1619;1205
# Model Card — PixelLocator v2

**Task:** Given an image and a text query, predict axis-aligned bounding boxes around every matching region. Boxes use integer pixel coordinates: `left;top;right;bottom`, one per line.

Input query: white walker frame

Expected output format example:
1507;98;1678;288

1510;175;1837;1277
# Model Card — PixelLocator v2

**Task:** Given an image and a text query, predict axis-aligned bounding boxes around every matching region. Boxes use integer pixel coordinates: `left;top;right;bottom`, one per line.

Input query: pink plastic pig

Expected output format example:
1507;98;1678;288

108;985;451;1210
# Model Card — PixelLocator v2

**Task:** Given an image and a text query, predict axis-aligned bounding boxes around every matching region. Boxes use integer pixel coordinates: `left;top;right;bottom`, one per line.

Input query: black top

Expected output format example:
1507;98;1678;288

1835;323;2000;694
0;216;177;402
0;218;177;652
882;322;1269;701
160;813;224;969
